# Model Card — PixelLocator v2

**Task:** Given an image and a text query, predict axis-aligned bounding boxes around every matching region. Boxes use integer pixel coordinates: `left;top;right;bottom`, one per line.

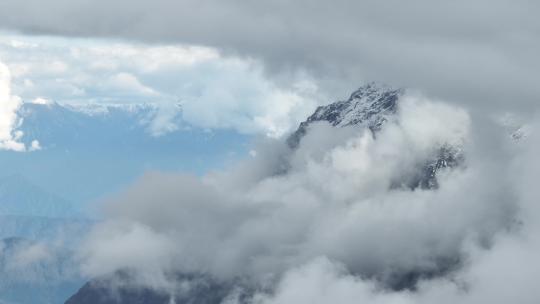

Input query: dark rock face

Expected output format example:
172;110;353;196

417;145;464;189
376;255;462;291
65;282;170;304
65;273;241;304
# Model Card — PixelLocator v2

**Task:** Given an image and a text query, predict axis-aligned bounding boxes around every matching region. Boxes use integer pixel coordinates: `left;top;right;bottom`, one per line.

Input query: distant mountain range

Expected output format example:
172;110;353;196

0;215;92;243
17;102;178;147
0;174;78;218
0;237;84;304
0;101;251;205
0;175;91;304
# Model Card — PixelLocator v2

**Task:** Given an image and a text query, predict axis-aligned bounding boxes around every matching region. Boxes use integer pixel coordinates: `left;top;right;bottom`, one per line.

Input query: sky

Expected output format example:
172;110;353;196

1;0;539;148
1;1;540;304
0;0;539;112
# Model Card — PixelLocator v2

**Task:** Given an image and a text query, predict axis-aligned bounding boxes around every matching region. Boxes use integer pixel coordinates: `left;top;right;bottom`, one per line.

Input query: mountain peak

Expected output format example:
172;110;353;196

315;82;403;128
287;83;462;190
288;83;403;147
348;82;401;100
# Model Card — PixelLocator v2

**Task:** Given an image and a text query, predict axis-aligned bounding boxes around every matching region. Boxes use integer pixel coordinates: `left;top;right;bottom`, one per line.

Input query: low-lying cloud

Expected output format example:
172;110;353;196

76;93;538;302
255;121;540;304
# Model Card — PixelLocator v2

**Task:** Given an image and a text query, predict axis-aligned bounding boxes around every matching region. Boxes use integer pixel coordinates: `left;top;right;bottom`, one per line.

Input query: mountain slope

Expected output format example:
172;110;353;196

65;272;242;304
0;102;251;205
17;102;174;147
289;83;462;189
0;238;84;304
0;174;78;218
0;215;91;243
288;82;402;147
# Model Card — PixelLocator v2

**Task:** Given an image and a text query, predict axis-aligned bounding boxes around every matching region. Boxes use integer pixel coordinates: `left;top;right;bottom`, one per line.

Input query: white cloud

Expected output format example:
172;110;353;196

9;243;52;268
29;139;41;151
179;59;319;137
107;72;159;97
29;96;51;105
253;258;414;304
0;239;80;286
0;60;27;151
0;33;320;137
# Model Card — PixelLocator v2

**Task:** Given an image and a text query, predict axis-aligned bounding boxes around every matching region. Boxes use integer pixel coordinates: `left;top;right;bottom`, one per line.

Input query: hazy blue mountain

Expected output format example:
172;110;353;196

0;215;91;304
0;179;91;304
0;237;85;304
0;102;251;206
0;174;79;218
0;215;92;243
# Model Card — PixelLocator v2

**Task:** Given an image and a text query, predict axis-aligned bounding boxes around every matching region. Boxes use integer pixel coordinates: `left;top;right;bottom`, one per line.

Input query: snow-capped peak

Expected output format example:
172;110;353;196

311;82;403;128
288;82;403;147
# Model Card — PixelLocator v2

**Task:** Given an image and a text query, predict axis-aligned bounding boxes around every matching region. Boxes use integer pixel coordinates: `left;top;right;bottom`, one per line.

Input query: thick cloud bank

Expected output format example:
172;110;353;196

77;94;539;302
1;0;539;111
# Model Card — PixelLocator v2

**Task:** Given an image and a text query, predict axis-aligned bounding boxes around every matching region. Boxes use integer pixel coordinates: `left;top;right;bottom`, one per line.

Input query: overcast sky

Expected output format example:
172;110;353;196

0;0;538;113
0;33;318;138
0;0;539;149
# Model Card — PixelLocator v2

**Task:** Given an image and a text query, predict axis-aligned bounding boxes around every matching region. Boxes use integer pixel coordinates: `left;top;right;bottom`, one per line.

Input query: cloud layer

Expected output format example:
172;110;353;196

75;94;538;302
255;120;540;304
0;0;539;112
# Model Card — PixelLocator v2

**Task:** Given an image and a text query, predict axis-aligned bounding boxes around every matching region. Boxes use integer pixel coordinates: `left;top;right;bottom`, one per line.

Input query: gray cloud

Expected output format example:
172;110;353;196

76;95;534;302
0;34;318;136
0;60;39;151
0;60;23;150
1;0;539;111
256;117;540;304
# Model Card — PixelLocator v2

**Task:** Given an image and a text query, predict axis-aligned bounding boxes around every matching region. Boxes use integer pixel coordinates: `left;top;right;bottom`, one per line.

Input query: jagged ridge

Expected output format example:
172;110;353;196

288;82;403;147
288;82;462;189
